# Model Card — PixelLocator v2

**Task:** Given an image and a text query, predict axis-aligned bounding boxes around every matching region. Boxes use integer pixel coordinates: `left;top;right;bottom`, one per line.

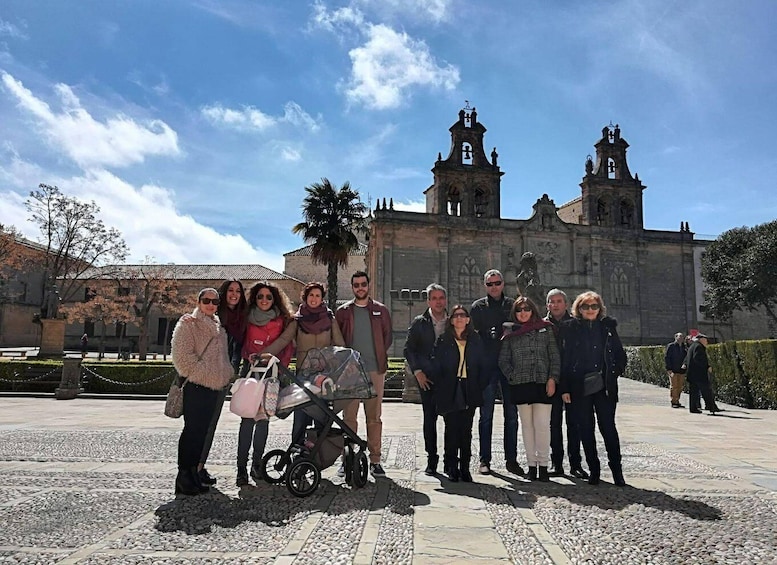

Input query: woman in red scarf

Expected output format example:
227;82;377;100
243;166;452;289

498;296;560;481
236;281;294;486
265;282;345;445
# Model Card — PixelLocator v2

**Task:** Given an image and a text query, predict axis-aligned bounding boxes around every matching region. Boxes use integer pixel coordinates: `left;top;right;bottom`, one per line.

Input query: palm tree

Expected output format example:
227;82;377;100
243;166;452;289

293;178;368;310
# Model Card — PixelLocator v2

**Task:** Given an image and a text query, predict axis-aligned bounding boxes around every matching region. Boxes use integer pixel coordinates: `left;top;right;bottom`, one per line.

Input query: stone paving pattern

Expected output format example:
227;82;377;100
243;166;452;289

1;378;776;564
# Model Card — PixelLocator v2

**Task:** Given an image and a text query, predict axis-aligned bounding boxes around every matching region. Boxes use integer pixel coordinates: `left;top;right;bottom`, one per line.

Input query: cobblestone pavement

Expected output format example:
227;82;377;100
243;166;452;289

1;379;776;564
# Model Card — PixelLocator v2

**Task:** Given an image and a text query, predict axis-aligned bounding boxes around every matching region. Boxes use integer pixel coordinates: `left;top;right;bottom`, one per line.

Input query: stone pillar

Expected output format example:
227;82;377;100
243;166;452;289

401;361;421;404
55;357;82;400
39;318;66;357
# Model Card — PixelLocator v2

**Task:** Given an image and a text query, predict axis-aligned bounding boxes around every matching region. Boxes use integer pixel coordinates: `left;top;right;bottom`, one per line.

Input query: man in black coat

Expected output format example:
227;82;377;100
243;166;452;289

404;284;448;475
683;334;721;414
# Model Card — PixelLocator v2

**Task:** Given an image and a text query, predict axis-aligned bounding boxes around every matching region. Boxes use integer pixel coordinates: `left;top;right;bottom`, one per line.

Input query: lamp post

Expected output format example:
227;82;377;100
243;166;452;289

390;288;428;404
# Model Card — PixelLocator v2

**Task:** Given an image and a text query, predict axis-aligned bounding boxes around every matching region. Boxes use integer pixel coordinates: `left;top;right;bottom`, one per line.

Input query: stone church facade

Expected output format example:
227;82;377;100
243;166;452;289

367;106;770;353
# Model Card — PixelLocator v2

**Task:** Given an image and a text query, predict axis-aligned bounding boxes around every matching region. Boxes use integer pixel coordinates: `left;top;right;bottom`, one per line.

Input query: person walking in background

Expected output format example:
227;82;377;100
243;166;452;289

665;332;687;409
236;281;294;486
560;291;627;487
80;333;89;358
683;334;722;414
264;281;345;445
431;305;488;482
196;278;248;487
470;269;520;476
544;288;587;479
499;297;560;481
171;288;233;496
404;283;448;475
336;271;393;478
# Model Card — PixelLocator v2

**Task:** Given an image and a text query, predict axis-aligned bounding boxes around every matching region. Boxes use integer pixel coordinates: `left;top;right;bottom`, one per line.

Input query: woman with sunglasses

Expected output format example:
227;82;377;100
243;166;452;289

171;288;234;495
263;281;345;446
559;291;627;486
236;281;294;487
431;305;488;482
498;296;560;481
196;279;248;487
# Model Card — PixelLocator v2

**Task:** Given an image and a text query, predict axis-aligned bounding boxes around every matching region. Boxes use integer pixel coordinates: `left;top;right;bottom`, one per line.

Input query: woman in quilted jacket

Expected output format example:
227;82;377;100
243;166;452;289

235;281;294;487
171;287;234;496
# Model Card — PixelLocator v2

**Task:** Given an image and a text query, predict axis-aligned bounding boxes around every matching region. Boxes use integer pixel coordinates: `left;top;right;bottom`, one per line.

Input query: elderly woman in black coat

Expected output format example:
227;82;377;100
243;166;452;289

431;305;489;482
559;291;627;486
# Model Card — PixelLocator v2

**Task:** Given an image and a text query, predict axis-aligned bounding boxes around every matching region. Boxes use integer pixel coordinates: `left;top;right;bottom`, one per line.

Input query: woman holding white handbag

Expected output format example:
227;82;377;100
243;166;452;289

235;281;294;486
171;288;233;496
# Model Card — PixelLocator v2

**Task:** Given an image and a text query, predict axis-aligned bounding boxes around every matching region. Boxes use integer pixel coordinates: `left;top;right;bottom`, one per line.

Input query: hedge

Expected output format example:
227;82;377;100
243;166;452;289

625;340;777;409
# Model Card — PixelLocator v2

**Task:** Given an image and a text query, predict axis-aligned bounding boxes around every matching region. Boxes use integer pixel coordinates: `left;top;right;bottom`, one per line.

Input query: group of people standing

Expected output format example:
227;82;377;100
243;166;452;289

170;271;392;496
405;270;628;487
665;332;722;414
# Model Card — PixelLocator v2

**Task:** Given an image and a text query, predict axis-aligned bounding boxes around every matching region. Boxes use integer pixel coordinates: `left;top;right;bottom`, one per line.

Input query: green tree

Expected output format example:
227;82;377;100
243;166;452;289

701;220;777;327
292;178;368;310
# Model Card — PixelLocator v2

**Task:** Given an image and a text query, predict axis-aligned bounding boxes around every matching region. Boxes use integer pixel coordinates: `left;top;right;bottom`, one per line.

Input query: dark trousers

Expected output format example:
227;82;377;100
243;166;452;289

689;379;718;412
550;395;582;469
443;407;476;468
420;386;439;458
479;371;518;464
200;385;229;466
571;389;621;477
178;382;220;470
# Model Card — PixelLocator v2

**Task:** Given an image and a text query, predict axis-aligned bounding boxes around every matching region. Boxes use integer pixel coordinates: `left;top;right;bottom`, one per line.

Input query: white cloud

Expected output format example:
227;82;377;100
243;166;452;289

393;198;426;212
1;72;180;169
279;146;302;162
355;0;450;23
201;101;322;133
0;19;28;40
311;1;365;33
344;24;459;109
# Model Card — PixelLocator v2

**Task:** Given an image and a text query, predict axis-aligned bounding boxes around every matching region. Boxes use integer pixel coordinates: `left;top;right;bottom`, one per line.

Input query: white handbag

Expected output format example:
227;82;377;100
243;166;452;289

230;355;279;420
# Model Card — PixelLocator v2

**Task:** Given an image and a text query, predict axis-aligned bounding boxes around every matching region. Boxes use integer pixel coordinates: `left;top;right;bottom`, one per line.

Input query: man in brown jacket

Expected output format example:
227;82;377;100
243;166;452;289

335;270;393;477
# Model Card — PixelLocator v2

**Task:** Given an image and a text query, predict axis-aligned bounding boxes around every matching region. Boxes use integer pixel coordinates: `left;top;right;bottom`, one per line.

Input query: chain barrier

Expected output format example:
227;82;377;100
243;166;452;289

0;366;61;384
80;365;176;387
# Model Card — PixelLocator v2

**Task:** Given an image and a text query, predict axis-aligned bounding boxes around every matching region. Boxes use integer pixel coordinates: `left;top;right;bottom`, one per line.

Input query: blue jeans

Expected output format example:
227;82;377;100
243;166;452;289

478;371;518;464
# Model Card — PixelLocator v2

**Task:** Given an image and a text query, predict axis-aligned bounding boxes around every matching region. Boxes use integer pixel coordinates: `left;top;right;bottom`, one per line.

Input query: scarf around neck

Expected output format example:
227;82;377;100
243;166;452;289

294;302;334;334
502;317;552;340
248;305;279;327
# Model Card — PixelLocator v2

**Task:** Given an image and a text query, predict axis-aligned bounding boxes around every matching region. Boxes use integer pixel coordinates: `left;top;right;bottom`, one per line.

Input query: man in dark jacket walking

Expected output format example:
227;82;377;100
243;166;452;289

470;269;520;476
404;284;448;475
683;334;721;414
665;332;687;408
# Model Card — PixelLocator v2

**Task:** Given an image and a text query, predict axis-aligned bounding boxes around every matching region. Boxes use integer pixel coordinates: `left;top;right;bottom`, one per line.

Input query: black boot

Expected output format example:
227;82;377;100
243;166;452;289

609;463;626;487
236;466;249;487
175;468;200;496
459;459;473;482
191;467;209;493
528;466;538;481
425;454;439;476
198;467;217;485
445;456;459;482
538;466;550;482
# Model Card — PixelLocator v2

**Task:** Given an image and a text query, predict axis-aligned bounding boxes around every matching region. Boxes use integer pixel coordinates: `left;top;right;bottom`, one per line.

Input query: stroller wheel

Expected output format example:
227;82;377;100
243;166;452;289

286;459;321;497
343;444;354;485
260;449;290;484
353;450;369;488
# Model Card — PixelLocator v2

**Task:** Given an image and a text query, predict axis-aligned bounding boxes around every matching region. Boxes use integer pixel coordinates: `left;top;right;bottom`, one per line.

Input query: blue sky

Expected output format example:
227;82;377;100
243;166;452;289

1;0;775;272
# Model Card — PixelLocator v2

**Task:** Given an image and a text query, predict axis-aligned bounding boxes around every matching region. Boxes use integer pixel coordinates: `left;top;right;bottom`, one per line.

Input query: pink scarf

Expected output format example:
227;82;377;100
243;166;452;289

294;303;334;335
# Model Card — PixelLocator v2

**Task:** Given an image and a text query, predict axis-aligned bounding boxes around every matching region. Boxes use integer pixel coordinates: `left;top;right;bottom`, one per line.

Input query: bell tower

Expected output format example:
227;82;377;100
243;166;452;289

424;103;504;218
579;123;645;229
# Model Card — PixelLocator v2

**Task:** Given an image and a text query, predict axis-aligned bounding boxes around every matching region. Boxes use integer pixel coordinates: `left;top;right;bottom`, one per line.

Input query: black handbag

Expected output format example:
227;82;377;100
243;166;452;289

583;371;604;396
441;378;467;415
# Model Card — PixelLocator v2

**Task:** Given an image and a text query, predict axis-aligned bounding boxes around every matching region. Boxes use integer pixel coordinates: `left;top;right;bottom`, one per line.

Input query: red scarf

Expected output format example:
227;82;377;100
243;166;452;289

502;317;553;340
294;303;334;335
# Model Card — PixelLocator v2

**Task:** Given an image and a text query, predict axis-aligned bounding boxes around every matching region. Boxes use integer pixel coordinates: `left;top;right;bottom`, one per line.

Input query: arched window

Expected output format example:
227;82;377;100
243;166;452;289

610;266;630;305
607;158;617;179
597;197;610;226
462;142;473;165
474;187;489;217
458;257;480;303
620;199;634;228
447;186;461;216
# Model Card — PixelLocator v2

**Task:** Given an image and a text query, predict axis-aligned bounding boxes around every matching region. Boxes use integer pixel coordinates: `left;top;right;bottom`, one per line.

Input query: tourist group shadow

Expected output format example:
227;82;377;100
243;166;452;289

154;477;429;535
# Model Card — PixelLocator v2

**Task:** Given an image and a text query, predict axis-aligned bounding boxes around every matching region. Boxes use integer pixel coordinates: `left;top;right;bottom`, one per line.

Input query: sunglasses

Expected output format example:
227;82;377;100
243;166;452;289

200;297;220;305
516;306;533;313
579;303;601;311
451;312;469;319
352;281;369;288
485;281;503;287
257;293;274;300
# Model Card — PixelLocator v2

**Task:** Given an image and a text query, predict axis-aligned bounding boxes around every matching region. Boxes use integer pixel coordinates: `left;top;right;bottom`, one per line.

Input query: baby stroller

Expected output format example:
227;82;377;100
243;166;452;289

257;346;376;497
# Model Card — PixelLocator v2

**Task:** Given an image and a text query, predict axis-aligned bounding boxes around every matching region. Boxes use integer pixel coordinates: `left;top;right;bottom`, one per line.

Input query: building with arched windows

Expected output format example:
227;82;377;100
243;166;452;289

366;106;771;352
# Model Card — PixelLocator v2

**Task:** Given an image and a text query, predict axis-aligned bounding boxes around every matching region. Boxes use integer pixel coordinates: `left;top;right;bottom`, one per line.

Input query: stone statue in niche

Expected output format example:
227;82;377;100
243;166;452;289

516;252;545;307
